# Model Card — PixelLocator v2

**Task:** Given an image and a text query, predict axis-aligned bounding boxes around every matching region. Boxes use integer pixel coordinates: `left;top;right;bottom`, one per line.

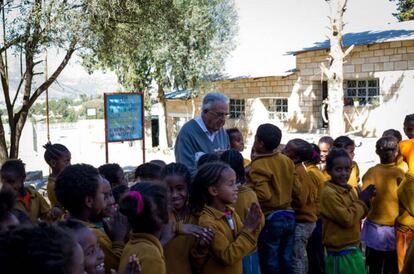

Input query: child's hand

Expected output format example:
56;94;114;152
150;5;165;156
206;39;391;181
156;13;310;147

181;224;208;237
50;207;62;220
359;185;376;206
110;209;129;242
160;224;175;246
243;202;263;233
197;227;215;248
110;254;141;274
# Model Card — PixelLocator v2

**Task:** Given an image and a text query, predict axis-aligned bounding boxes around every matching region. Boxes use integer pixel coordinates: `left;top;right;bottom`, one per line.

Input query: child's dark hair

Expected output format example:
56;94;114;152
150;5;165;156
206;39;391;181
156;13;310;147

43;142;70;164
150;160;166;168
120;182;169;233
197;153;220;168
98;163;124;187
0;223;78;274
376;136;398;154
308;144;321;165
256;123;282;151
404;113;414;125
382;129;403;142
226;128;241;140
0;188;16;223
112;184;129;204
220;149;245;184
326;148;351;171
161;163;191;186
318;136;334;146
0;159;25;178
58;218;87;232
189;162;231;214
55;164;101;216
333;136;355;149
287;139;313;163
134;163;162;180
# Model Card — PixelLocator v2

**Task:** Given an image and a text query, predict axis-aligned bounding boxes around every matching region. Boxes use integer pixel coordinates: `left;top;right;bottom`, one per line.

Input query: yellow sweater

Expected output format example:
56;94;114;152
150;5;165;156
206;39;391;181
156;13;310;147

233;185;259;223
46;175;58;207
320;182;368;251
247;152;297;215
400;139;414;174
362;163;404;226
397;173;414;231
292;163;318;223
119;233;166;274
85;222;124;273
307;164;328;216
198;206;258;274
15;186;50;223
164;213;207;274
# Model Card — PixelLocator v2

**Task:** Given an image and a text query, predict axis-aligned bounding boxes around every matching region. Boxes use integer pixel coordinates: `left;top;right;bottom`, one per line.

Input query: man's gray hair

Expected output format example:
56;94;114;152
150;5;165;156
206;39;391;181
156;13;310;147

201;92;229;111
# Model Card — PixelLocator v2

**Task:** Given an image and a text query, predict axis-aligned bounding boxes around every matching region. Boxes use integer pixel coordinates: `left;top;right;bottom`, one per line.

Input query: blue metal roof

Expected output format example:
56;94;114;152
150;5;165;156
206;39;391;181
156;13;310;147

165;89;193;100
288;20;414;55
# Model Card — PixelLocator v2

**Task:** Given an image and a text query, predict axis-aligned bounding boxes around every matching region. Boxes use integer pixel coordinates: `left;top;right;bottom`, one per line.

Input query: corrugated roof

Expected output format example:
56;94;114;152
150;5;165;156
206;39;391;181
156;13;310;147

288;20;414;55
165;89;193;100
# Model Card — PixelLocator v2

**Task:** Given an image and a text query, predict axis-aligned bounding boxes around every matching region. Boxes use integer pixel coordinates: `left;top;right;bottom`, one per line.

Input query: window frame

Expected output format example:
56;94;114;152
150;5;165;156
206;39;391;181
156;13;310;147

267;97;289;122
229;98;245;119
344;79;380;107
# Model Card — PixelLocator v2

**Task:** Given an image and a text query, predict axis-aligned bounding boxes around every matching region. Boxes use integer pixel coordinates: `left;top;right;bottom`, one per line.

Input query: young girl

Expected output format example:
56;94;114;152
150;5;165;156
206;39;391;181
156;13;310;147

283;139;318;274
320;148;376;274
317;136;334;173
43;142;71;208
221;149;263;274
55;164;127;273
99;163;127;189
382;129;408;172
0;159;50;223
400;113;414;173
189;162;262;274
118;182;170;274
305;144;327;274
333;136;360;189
396;172;414;272
226;128;250;166
0;224;85;274
361;136;403;274
0;188;19;232
161;163;214;274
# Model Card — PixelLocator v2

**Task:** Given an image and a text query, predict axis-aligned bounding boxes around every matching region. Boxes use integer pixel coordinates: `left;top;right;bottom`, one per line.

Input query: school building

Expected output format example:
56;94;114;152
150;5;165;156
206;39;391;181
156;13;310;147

164;20;414;145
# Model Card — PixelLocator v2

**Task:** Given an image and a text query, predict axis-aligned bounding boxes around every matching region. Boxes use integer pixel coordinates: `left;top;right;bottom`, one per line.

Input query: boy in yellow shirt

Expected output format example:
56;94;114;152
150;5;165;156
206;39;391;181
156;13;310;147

400;113;414;173
247;123;298;274
320;148;375;274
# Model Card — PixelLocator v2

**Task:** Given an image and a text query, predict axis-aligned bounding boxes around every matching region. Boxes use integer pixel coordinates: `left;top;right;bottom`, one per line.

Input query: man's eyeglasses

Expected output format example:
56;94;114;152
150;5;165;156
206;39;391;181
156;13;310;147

208;110;230;118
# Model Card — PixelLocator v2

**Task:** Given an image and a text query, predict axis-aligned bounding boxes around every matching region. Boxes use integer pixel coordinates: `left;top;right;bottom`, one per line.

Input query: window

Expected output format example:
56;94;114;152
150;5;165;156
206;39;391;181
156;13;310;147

345;79;379;106
268;98;288;121
229;99;245;119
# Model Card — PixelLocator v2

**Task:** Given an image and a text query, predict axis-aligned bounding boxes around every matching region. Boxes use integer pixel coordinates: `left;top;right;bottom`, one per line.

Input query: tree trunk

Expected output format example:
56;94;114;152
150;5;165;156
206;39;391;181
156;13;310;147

321;0;350;138
157;84;170;148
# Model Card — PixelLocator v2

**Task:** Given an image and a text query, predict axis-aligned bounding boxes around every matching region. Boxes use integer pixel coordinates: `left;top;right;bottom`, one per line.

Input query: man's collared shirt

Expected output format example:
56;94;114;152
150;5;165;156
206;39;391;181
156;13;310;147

195;116;218;142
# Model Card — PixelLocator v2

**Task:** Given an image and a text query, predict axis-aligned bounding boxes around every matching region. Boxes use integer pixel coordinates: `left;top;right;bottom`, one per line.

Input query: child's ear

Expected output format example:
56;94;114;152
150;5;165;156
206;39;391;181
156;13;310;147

207;186;219;197
85;196;94;209
49;159;57;168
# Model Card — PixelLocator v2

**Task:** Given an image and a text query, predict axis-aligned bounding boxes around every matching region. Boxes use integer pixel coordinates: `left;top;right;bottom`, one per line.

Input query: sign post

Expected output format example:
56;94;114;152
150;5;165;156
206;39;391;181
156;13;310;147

104;93;145;163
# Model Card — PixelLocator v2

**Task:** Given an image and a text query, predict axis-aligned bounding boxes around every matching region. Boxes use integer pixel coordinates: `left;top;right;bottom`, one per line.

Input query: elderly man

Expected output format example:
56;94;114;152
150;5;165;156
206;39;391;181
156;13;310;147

174;92;230;174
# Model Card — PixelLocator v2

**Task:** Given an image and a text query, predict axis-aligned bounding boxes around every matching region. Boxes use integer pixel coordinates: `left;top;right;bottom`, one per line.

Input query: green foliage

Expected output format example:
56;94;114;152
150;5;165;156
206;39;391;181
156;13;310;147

391;0;414;21
81;0;237;95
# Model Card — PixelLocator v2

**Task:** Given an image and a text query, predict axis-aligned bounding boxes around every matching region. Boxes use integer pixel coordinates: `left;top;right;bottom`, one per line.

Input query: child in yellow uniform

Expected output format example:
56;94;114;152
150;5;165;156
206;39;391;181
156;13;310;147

55;164;126;273
247;123;298;274
333;136;361;189
306;144;328;274
400;114;414;173
189;162;263;274
283;139;319;274
119;183;169;274
320;148;376;274
317;136;334;173
226;128;250;166
161;163;213;274
0;159;50;223
382;129;409;172
397;172;414;272
361;136;404;274
221;149;263;274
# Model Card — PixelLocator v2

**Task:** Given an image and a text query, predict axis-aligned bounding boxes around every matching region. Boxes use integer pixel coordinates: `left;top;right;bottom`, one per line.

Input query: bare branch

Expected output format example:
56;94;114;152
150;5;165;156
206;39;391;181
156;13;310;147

320;62;333;79
343;44;354;58
12;74;26;108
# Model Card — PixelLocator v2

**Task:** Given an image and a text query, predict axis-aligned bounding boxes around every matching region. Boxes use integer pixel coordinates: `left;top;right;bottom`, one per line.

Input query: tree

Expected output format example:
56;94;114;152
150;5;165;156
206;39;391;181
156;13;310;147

0;0;87;162
81;0;237;147
320;0;353;137
391;0;414;21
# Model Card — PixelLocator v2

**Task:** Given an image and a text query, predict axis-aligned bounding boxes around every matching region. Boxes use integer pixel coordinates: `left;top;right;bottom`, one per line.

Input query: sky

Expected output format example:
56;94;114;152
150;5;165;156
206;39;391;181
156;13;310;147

1;0;400;101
